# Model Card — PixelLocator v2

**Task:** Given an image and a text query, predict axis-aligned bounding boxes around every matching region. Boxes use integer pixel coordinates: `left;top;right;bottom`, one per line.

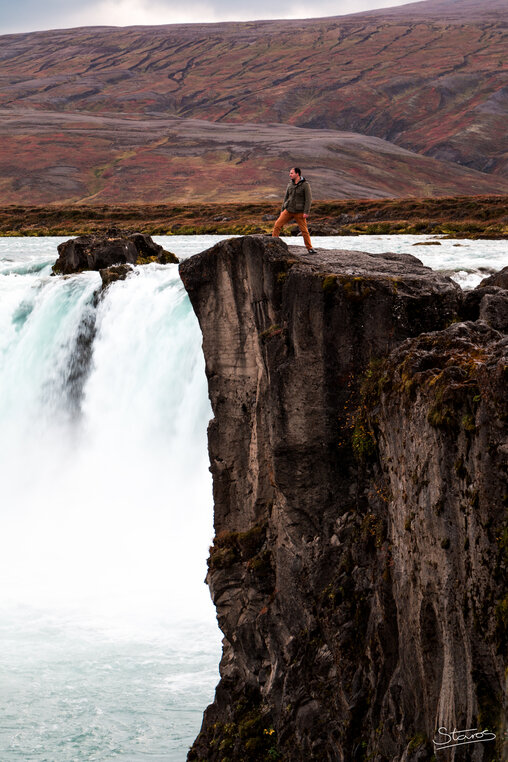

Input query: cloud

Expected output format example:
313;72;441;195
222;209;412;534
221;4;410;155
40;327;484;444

1;0;414;34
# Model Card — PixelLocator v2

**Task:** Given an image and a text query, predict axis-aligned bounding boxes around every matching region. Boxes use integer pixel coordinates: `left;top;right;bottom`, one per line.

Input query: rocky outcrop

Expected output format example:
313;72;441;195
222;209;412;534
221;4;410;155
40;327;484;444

179;236;507;761
127;232;179;265
52;230;178;274
462;266;508;335
480;266;508;290
99;263;133;289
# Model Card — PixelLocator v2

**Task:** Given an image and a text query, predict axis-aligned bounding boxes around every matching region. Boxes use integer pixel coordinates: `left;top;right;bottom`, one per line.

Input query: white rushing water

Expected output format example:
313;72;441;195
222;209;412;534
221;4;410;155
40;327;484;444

0;237;223;762
0;233;506;761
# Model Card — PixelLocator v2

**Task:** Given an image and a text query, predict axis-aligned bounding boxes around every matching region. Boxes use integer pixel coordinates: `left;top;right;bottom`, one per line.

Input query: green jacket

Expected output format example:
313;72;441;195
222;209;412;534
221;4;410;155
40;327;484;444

282;177;312;215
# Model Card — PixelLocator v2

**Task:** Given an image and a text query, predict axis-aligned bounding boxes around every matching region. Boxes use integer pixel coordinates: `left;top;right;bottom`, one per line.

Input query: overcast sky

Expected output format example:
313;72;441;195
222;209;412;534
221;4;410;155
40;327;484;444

1;0;415;35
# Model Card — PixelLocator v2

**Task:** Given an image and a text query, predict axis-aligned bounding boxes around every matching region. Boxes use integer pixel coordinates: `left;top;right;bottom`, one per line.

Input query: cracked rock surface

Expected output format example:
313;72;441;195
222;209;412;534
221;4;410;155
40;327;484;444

180;235;506;762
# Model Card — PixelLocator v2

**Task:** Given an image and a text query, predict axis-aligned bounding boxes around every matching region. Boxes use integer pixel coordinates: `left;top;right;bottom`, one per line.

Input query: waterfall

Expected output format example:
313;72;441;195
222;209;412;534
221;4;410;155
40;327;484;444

0;246;214;623
0;237;224;760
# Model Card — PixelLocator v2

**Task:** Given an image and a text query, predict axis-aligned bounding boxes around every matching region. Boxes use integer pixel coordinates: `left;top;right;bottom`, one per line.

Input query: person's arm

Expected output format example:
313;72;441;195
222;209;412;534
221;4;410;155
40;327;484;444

282;185;290;211
303;182;312;216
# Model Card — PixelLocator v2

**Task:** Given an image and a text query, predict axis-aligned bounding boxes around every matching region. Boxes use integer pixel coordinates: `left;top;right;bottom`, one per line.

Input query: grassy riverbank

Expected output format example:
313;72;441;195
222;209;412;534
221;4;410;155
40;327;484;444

1;196;507;238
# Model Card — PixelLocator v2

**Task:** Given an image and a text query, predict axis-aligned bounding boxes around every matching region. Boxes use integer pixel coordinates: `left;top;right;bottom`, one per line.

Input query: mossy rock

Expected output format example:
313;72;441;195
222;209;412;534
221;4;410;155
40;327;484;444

208;524;268;570
322;274;338;293
189;688;279;762
339;276;373;302
259;325;282;342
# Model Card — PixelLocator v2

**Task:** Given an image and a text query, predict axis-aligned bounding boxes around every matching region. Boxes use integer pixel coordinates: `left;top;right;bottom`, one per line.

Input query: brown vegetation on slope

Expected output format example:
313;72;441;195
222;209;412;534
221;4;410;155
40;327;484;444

0;0;506;205
1;195;506;237
1;5;505;178
1;111;507;205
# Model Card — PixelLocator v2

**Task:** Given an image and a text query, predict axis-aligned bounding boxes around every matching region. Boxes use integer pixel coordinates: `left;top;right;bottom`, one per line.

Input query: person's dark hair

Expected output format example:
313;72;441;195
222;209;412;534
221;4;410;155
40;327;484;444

292;167;302;176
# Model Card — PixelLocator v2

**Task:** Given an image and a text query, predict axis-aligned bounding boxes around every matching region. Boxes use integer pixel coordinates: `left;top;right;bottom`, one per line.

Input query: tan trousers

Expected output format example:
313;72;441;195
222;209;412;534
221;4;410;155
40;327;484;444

272;210;313;249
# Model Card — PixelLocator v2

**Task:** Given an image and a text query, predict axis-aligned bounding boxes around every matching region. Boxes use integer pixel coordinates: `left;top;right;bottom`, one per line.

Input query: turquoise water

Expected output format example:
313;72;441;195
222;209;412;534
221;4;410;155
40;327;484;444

0;234;506;761
0;610;219;762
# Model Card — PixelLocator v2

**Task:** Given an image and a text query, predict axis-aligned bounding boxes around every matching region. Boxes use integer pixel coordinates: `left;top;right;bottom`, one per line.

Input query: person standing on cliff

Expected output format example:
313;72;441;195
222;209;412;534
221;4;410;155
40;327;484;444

272;167;317;253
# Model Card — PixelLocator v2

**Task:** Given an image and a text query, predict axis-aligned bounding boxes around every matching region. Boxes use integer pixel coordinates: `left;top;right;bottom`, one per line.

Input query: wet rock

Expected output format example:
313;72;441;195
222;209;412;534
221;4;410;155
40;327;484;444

479;290;508;332
461;285;500;321
461;265;508;331
52;231;178;274
99;263;133;289
127;232;178;264
479;265;508;289
53;233;138;274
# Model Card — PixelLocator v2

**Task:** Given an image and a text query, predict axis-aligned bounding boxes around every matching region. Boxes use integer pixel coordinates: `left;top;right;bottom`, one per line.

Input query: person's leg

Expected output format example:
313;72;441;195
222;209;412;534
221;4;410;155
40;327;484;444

293;213;313;249
272;210;293;238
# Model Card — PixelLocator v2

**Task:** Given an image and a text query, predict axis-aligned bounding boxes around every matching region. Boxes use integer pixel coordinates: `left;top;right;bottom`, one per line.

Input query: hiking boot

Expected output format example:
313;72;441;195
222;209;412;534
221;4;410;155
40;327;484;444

307;248;317;254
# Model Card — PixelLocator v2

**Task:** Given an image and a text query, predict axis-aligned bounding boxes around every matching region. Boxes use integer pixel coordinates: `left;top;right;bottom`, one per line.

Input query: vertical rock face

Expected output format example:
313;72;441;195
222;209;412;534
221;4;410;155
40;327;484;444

377;322;507;753
179;236;507;762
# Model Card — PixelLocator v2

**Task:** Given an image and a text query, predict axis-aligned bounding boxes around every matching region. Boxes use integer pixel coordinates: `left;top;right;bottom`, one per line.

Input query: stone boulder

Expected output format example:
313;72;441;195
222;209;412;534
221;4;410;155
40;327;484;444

479;265;508;289
52;230;178;274
478;290;508;333
461;264;508;333
128;232;178;264
99;264;133;289
307;222;340;235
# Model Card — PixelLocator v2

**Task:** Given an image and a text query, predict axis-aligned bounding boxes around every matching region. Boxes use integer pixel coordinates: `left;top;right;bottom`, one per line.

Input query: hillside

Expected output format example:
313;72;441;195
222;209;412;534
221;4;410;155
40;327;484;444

360;0;506;19
2;110;508;205
0;0;507;203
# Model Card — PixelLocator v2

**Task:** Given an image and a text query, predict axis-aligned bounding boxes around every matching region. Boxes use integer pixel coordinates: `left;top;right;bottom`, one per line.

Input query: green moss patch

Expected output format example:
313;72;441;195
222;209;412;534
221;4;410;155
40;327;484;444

208;524;270;571
322;274;338;293
188;687;280;762
338;275;374;302
347;358;389;462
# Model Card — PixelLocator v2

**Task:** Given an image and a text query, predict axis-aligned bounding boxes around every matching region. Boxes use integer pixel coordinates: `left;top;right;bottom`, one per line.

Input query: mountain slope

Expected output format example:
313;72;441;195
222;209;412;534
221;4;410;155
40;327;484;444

359;0;506;19
2;109;508;204
0;0;506;203
1;0;506;174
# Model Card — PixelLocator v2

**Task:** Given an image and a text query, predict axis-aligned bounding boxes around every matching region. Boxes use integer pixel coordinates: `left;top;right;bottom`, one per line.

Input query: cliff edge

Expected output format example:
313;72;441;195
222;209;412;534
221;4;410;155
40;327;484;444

179;236;507;762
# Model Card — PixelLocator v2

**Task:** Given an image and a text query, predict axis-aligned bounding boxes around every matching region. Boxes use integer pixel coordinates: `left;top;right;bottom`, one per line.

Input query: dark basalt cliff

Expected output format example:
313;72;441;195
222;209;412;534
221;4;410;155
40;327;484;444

179;236;507;762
